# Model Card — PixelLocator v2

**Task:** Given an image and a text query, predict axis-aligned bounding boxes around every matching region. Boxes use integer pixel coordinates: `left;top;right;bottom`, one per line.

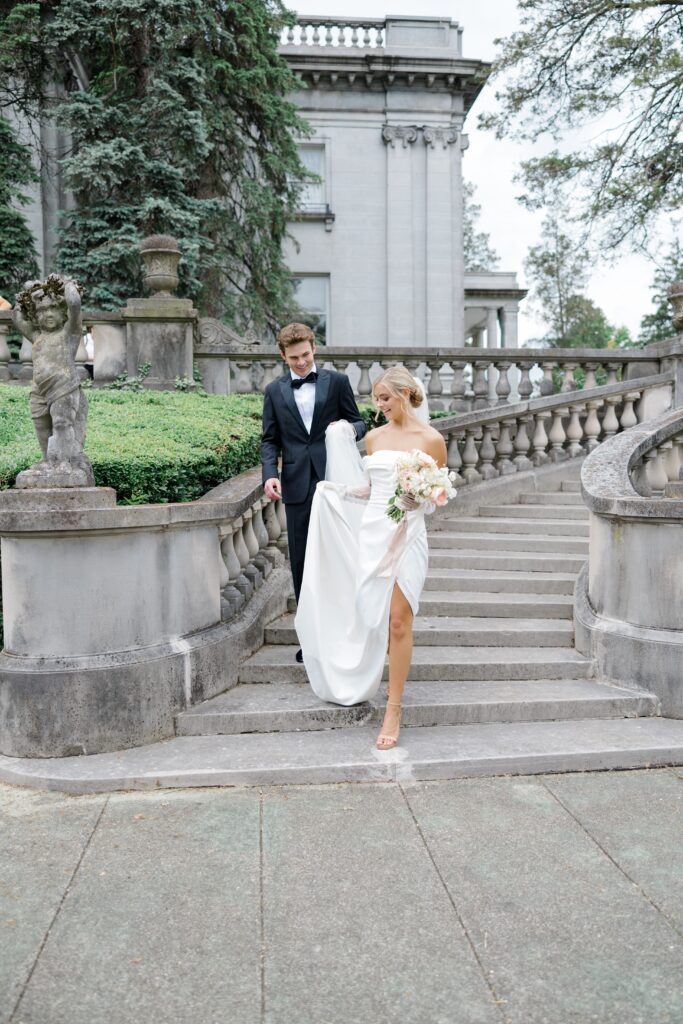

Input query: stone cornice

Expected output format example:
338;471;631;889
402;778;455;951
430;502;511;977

282;51;489;113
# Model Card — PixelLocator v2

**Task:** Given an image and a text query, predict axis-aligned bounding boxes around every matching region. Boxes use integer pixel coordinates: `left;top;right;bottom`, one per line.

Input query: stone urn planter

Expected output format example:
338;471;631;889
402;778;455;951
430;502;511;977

667;280;683;333
140;234;181;297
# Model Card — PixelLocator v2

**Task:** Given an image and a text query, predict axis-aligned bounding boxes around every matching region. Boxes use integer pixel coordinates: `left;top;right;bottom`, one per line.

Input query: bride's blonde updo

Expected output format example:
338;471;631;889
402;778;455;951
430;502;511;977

372;366;424;409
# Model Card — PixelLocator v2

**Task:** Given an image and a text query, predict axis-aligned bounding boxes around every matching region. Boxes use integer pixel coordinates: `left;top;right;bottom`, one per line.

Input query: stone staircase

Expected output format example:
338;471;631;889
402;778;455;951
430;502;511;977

8;466;682;793
160;470;683;784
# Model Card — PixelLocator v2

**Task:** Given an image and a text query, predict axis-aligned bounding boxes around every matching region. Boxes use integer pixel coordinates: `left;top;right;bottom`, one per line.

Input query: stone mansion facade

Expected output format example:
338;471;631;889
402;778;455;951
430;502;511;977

18;13;526;350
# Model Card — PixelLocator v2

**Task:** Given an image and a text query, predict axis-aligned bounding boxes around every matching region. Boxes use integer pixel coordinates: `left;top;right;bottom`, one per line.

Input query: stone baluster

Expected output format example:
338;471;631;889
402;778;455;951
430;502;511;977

601;396;620;438
450;362;468;411
605;362;620;387
220;524;246;618
357;360;373;403
264;497;282;548
478;424;498;480
566;405;584;457
234;360;253;394
472;361;489;409
18;334;33;380
446;430;464;484
242;507;263;590
461;429;482;485
560;362;578;393
657;440;677;485
548;407;568;461
276;499;288;555
0;323;11;381
517;363;533;402
620;392;639;430
513;415;533;471
261;358;281;391
540;361;556;397
531;411;551;466
74;333;89;381
233;515;254;600
427;360;444;410
495;361;511;405
583;364;598;390
662;437;681;484
645;447;669;496
252;500;272;578
583;400;602;452
495;419;515;475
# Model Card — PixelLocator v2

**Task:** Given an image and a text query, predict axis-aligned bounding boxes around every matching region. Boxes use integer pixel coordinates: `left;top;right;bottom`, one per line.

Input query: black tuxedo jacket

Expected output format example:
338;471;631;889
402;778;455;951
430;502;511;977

261;369;366;505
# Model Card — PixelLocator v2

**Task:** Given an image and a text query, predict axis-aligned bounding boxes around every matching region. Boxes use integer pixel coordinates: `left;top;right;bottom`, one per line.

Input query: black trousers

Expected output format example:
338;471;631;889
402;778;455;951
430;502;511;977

285;473;319;603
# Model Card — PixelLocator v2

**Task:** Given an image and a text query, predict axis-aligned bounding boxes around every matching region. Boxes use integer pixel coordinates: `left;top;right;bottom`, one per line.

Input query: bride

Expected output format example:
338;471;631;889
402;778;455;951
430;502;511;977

294;366;448;750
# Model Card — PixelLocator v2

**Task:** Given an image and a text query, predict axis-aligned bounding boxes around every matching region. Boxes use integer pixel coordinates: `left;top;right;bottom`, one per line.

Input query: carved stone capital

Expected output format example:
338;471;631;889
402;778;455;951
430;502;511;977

382;124;419;148
423;126;458;149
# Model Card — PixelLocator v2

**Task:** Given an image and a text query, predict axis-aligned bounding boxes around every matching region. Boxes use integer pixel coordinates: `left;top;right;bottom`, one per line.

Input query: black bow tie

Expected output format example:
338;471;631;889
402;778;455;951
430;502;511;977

291;371;318;389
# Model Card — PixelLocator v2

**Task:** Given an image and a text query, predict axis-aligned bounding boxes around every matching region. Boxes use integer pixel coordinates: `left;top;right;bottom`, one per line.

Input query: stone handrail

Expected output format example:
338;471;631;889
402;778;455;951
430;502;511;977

205;344;666;410
425;373;674;487
576;404;683;718
281;17;387;49
0;467;290;757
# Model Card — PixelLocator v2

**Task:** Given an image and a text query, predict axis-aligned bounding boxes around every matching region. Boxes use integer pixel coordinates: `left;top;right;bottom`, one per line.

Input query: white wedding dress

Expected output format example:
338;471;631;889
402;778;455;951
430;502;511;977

294;433;430;706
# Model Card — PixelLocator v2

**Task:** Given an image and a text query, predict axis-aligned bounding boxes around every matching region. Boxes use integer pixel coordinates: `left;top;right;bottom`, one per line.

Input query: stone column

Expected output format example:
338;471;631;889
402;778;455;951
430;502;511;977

501;305;519;349
486;307;500;348
0;321;11;381
383;125;418;347
424;126;459;348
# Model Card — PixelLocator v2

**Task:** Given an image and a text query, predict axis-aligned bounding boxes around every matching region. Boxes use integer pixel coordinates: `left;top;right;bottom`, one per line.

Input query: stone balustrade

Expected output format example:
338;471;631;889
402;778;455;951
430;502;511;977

280;17;386;49
576;404;683;718
395;373;675;488
0;468;290;758
206;345;667;409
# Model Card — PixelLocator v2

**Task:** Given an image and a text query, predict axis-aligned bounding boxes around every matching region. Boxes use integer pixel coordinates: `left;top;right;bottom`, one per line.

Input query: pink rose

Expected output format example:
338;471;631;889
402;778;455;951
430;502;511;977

432;487;449;506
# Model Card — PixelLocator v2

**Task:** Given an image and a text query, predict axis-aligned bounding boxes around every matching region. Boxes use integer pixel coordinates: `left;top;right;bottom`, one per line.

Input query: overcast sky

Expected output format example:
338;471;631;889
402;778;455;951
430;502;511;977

290;0;663;344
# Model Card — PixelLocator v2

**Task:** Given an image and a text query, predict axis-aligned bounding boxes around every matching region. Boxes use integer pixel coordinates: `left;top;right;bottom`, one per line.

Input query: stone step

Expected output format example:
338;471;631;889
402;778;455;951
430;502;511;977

520;492;585;506
429;531;589;554
408;591;574;619
176;679;659;736
478;504;589;521
431;515;589;537
9;718;683;792
266;614;575;648
238;645;593;683
429;550;586;573
423;569;578;595
561;480;582;492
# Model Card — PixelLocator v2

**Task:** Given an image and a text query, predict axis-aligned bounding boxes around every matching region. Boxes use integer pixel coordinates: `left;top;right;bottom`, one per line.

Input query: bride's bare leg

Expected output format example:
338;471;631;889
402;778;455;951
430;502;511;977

376;584;413;749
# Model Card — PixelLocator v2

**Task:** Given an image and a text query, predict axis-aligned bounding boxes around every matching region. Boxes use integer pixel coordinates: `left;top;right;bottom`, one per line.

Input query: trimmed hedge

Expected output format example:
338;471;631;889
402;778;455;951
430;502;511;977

0;384;264;504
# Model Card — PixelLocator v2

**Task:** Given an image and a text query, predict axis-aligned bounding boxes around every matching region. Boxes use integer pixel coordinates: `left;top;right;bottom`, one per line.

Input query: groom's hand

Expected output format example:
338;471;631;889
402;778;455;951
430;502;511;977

264;477;282;501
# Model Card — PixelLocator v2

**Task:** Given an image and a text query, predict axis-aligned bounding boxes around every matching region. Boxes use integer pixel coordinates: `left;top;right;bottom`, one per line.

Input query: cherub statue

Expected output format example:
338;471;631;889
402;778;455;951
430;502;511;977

12;274;95;488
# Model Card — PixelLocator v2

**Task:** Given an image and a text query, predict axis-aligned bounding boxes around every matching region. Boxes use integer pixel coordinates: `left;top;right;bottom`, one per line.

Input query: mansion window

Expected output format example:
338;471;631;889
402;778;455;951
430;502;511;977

292;275;329;345
294;144;327;213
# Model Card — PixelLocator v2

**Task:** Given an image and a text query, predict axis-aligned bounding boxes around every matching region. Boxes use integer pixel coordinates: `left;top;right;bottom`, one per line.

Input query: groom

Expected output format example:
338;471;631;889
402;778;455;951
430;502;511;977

262;323;366;659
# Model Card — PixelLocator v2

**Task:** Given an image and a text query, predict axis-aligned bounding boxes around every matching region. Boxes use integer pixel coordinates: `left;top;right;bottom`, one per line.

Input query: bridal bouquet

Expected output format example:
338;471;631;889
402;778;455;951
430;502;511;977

387;450;458;524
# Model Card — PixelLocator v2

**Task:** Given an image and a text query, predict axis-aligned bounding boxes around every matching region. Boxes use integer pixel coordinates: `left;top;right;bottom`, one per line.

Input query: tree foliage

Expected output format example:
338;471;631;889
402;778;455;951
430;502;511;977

0;115;39;300
639;237;683;344
525;211;629;346
463;181;499;272
481;1;683;250
0;0;311;329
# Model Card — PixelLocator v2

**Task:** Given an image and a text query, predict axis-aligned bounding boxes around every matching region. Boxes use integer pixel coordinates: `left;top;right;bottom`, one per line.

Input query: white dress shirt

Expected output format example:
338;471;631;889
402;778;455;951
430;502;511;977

290;363;318;433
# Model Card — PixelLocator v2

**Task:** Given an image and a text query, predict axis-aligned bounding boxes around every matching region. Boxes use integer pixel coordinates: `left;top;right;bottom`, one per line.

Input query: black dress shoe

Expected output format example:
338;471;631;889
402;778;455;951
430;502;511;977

295;649;303;663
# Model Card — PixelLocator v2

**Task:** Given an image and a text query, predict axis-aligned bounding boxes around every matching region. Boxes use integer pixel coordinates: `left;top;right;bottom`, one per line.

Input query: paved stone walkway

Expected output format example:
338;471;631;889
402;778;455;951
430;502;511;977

2;769;683;1024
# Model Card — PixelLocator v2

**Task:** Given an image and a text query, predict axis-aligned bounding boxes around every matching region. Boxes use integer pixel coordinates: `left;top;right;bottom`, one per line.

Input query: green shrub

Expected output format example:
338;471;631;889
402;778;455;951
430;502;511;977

0;384;264;504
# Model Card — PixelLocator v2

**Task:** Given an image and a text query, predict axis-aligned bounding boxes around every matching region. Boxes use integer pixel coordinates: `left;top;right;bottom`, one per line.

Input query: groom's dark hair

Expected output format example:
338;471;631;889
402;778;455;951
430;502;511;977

277;322;315;353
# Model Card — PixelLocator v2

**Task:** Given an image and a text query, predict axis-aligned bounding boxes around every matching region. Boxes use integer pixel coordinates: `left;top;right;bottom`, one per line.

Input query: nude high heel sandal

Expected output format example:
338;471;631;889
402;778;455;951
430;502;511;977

376;701;401;750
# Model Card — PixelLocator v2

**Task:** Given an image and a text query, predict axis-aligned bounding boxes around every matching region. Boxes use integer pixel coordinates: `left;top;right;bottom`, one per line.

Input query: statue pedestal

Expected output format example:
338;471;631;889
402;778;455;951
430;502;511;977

123;297;196;388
